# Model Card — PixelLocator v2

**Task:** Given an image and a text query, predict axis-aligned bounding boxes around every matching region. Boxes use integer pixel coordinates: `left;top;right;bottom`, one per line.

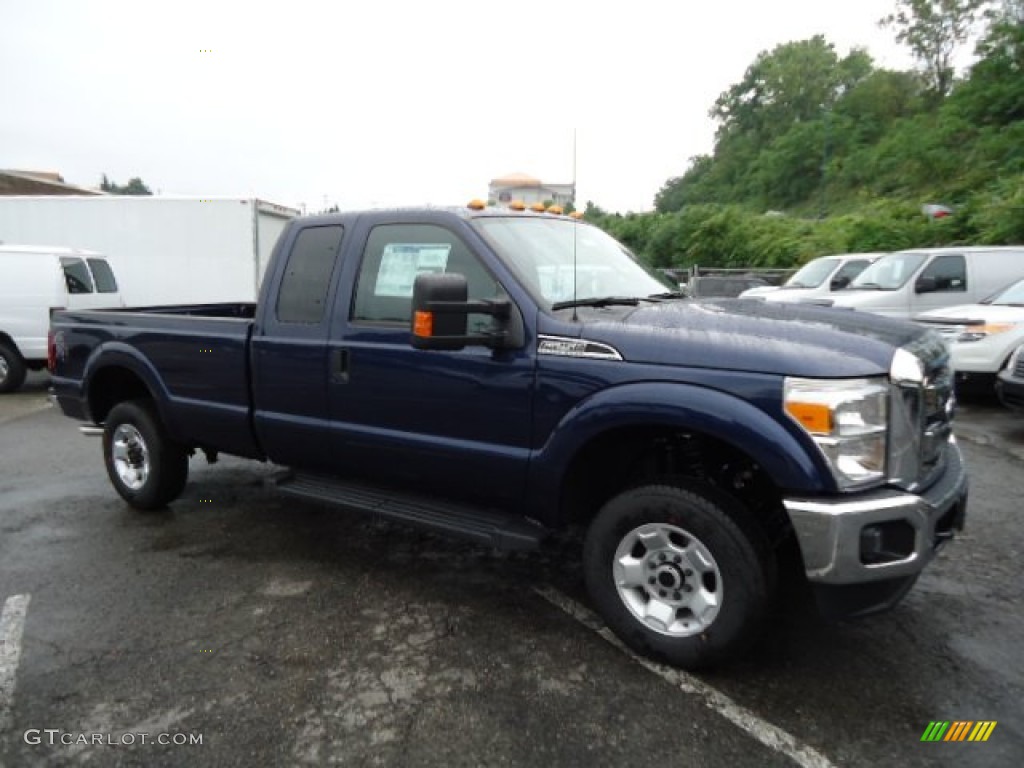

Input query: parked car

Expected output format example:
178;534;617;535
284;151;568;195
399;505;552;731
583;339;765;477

819;246;1024;319
996;343;1024;411
915;277;1024;394
741;253;884;302
0;244;123;393
50;205;967;670
686;275;769;298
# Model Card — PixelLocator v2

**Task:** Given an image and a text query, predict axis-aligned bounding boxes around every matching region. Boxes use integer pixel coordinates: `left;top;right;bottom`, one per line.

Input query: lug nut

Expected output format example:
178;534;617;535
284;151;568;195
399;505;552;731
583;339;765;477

684;569;693;577
658;553;667;562
673;555;681;563
683;585;693;593
673;591;682;601
658;590;667;598
648;577;656;585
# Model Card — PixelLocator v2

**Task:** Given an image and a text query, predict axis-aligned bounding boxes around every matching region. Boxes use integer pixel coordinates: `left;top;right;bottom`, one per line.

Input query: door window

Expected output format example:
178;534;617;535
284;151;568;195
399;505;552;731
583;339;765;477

276;225;344;323
834;259;869;283
920;254;967;292
60;258;94;294
352;223;502;330
86;258;119;293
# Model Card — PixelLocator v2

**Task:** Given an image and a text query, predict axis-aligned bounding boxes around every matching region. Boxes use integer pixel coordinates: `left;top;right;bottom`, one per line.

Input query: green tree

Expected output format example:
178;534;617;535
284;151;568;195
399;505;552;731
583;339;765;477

98;174;153;195
711;37;872;148
880;0;992;100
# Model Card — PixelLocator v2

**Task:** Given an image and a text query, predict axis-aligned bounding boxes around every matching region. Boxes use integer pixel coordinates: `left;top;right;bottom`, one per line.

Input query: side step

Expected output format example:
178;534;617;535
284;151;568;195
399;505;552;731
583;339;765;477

275;473;546;552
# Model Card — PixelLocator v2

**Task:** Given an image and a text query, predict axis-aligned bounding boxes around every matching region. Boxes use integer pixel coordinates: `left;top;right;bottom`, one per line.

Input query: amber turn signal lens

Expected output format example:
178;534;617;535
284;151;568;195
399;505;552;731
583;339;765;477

785;401;833;434
413;310;433;337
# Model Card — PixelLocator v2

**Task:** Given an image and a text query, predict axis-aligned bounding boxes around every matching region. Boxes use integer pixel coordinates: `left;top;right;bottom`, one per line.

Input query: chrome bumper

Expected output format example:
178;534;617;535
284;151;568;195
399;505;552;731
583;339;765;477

784;438;967;585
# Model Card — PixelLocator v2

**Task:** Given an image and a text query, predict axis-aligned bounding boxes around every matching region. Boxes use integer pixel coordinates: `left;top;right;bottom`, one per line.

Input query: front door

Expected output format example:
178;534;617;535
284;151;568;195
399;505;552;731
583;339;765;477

327;220;535;509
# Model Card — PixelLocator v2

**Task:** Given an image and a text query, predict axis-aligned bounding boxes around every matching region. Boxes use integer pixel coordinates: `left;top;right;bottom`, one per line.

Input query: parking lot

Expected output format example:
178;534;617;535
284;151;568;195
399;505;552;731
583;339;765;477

1;372;1022;767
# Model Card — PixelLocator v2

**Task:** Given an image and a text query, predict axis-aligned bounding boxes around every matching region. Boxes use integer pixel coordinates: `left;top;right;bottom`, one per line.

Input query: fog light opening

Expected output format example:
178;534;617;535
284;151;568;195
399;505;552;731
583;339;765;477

860;521;916;564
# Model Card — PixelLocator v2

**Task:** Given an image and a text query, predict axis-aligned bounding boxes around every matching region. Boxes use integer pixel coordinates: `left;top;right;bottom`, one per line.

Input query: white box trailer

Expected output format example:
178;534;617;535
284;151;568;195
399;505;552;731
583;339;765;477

0;196;299;306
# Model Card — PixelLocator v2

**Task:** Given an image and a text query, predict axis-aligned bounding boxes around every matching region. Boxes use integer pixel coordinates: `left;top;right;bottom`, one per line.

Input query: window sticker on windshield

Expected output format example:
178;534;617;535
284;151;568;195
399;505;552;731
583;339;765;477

375;243;451;297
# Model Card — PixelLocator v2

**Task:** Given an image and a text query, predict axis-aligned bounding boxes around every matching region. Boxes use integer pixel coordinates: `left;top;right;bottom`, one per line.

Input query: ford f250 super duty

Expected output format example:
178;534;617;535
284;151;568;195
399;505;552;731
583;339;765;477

49;205;968;669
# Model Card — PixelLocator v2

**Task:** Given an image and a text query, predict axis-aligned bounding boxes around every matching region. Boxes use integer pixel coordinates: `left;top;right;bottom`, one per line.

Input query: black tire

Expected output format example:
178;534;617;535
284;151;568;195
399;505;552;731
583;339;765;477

0;342;27;394
103;399;189;510
583;483;774;670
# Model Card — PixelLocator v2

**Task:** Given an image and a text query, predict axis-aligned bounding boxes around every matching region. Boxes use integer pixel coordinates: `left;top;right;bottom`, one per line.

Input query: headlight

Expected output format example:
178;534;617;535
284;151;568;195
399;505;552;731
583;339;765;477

957;323;1017;342
784;377;888;490
1009;344;1024;371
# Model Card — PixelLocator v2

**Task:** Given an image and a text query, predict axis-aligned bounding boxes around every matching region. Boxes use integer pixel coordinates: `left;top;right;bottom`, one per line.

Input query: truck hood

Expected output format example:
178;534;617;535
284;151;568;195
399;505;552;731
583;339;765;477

564;299;928;378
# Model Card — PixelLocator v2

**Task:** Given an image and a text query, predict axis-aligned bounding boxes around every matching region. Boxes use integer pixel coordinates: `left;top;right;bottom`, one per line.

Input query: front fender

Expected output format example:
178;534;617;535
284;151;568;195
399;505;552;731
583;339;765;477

527;381;833;522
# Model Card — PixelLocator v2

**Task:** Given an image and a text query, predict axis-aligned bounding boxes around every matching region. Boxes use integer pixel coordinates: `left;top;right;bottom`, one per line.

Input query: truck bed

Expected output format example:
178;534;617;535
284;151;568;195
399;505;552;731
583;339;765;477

51;303;260;458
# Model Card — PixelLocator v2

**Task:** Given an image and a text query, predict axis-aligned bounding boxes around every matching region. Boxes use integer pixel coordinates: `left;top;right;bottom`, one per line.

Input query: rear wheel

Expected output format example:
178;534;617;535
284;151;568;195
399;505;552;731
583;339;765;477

0;342;27;393
103;399;189;509
583;483;774;670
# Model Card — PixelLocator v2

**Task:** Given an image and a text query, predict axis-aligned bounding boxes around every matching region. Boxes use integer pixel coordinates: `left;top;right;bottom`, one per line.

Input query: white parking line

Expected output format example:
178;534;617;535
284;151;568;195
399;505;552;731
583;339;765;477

535;587;837;768
0;594;31;733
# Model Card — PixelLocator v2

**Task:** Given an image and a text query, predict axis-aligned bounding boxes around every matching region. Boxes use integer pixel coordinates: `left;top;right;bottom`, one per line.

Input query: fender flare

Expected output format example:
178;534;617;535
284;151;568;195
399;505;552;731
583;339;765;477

83;343;177;433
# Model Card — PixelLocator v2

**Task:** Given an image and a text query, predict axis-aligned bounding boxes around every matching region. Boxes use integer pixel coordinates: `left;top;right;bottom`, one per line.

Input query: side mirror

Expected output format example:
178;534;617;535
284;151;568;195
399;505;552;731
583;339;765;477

410;272;515;351
915;275;938;294
830;275;851;290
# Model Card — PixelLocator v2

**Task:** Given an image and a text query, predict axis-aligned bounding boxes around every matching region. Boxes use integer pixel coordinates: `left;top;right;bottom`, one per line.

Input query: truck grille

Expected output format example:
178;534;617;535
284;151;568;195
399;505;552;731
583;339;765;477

1015;356;1024;379
889;335;953;491
920;363;954;481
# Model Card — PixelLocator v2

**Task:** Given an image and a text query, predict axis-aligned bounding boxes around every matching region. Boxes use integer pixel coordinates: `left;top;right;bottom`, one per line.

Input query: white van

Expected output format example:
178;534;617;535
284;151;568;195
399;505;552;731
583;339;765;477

822;246;1024;319
740;252;884;302
0;245;123;393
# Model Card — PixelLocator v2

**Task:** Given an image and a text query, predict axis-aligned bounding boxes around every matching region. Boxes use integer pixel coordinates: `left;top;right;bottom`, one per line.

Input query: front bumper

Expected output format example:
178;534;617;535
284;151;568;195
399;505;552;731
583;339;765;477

783;439;966;608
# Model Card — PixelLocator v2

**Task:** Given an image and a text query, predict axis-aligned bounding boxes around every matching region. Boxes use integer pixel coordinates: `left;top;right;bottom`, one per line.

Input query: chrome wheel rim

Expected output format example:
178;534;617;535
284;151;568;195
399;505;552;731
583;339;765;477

612;522;723;637
111;424;150;491
0;355;8;384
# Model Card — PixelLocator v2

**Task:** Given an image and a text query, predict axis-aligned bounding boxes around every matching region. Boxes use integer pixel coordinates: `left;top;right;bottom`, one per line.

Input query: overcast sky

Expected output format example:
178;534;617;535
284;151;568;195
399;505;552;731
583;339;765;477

1;0;920;213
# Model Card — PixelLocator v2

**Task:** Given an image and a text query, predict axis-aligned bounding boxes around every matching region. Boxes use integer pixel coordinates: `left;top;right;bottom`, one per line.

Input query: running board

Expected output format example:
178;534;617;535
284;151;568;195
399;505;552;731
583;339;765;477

275;473;546;552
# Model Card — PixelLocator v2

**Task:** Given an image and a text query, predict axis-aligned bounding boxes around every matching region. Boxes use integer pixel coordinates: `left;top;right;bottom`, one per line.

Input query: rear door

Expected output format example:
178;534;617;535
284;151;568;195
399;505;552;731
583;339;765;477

251;223;346;470
326;216;535;508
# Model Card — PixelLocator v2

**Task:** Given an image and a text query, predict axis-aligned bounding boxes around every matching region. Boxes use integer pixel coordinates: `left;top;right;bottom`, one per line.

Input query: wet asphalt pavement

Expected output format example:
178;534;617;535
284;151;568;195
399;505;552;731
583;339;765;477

0;372;1022;767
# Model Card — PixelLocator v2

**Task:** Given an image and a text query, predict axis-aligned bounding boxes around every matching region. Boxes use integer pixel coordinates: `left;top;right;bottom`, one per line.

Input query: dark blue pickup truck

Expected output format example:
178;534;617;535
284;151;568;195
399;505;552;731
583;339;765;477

50;206;967;669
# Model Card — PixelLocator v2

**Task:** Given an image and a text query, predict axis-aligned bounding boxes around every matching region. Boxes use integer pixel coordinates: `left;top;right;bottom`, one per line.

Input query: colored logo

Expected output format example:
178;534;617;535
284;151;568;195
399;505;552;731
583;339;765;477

921;721;997;742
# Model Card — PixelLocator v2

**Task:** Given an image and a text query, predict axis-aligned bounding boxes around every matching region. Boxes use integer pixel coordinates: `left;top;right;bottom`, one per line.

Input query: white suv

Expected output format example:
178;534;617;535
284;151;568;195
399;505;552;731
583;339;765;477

916;276;1024;394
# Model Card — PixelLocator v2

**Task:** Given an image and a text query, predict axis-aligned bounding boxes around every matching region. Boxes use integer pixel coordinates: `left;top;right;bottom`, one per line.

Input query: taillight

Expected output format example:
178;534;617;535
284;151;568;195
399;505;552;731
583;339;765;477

47;330;57;372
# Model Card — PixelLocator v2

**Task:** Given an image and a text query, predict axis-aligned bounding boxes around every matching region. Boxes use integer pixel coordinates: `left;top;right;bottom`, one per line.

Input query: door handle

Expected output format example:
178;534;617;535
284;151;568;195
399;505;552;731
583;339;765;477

330;348;350;384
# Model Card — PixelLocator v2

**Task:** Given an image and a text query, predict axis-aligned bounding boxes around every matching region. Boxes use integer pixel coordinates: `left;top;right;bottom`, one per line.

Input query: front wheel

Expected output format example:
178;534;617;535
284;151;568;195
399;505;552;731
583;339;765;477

583;483;774;670
0;342;27;394
103;400;189;510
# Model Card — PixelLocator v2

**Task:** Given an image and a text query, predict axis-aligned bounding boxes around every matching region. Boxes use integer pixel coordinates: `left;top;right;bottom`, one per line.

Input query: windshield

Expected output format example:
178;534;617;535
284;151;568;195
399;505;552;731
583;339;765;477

850;251;927;291
471;217;672;307
785;257;838;289
987;278;1024;306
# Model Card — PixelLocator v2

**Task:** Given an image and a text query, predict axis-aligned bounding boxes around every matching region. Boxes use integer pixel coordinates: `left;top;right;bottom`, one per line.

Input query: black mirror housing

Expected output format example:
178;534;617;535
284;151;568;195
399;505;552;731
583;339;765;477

410;273;518;351
831;275;850;290
915;275;938;294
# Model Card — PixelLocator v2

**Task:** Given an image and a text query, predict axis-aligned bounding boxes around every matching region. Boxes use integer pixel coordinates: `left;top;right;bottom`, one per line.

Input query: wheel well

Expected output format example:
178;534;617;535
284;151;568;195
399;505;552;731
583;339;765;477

560;426;791;545
88;367;153;423
0;332;23;359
